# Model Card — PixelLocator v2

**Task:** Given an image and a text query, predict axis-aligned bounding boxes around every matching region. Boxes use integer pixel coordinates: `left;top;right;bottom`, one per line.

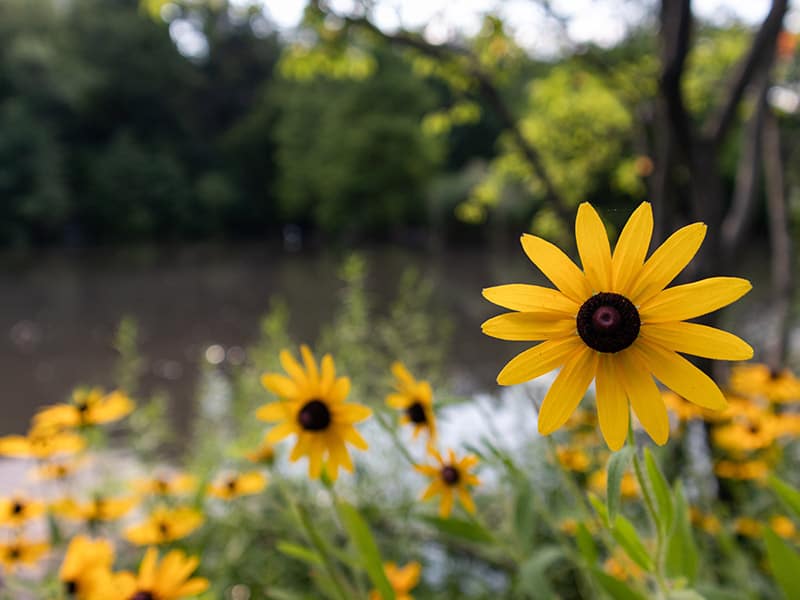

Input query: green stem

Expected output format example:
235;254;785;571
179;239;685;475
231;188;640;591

373;409;417;467
627;424;669;598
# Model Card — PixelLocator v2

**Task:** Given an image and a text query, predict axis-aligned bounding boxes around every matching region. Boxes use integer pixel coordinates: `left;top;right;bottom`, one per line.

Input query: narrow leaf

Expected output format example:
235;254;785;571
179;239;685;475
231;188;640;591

612;514;654;572
421;515;494;543
591;568;649;600
644;447;674;535
277;541;323;566
666;481;699;584
764;528;800;599
576;522;598;565
768;476;800;522
337;502;394;600
607;446;634;523
517;546;564;599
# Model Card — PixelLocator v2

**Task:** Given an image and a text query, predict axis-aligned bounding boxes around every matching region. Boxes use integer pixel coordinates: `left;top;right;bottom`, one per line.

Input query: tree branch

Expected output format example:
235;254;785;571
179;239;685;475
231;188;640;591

658;0;694;161
702;0;788;145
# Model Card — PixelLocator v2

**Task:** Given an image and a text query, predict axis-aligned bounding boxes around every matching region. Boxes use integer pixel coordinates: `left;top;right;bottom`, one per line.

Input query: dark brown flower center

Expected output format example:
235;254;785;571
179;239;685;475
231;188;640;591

298;400;331;431
577;292;640;353
11;501;24;515
65;581;78;595
130;592;156;600
158;521;170;537
748;423;761;435
7;547;20;560
226;478;238;492
441;465;460;485
406;401;427;424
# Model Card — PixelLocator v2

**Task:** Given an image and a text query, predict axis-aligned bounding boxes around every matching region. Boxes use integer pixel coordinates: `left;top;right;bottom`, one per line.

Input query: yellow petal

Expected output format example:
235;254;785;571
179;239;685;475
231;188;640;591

300;345;319;385
341;427;368;451
537;348;597;435
329;377;351;403
639;277;752;323
634;339;727;410
265;422;297;444
439;489;454;518
611;202;653;296
617;348;669;445
280;349;307;386
629;222;706;303
595;354;629;451
256;402;290;422
391;361;415;388
458;487;476;514
481;284;578;316
260;374;298;398
420;480;441;500
575;202;612;291
520;234;593;304
497;336;582;386
481;313;575;341
386;393;410;409
320;354;336;395
331;403;372;423
640;322;753;360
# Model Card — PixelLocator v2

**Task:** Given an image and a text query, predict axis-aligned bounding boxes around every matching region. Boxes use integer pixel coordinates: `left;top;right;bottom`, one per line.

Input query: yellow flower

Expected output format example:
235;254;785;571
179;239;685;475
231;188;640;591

0;426;85;459
0;496;45;526
604;551;644;582
34;388;135;430
207;471;267;500
689;507;721;534
34;457;85;481
59;536;115;599
386;362;437;443
52;496;137;523
556;446;591;472
257;346;371;481
416;448;480;518
369;561;421;600
713;417;779;453
124;506;203;545
133;472;196;497
770;515;796;539
482;202;752;449
662;390;705;422
714;459;769;481
730;363;800;403
733;517;762;538
0;538;49;571
587;470;639;499
245;434;276;464
102;547;209;600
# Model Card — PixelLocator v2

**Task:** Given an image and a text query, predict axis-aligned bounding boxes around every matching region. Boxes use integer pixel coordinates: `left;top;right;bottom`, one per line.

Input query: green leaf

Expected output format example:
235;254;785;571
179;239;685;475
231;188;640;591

513;478;536;552
612;514;654;573
644;447;674;535
666;482;699;584
277;541;323;566
607;446;634;523
421;515;495;543
337;502;395;600
764;528;800;599
516;546;564;599
576;522;598;565
589;493;610;529
769;476;800;522
694;584;750;600
590;568;649;600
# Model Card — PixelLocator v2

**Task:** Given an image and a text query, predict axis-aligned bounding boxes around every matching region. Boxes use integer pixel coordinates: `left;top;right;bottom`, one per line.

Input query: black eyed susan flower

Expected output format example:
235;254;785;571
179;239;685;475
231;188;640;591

416;448;480;518
34;388;134;431
0;538;49;572
207;471;267;500
102;547;209;600
257;345;371;481
482;202;753;450
729;362;800;403
124;506;203;546
714;459;769;481
59;535;115;599
386;362;437;443
369;561;421;600
0;426;85;459
132;472;196;497
0;495;45;526
52;495;137;524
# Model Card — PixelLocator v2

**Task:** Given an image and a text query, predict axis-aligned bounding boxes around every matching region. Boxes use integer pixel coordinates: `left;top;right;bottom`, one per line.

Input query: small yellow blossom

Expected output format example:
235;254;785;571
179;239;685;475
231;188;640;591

714;460;769;481
207;471;267;500
0;538;49;571
770;515;796;539
59;535;115;599
124;506;203;545
386;361;437;443
730;363;800;403
132;472;196;497
733;517;762;538
369;561;421;600
587;470;639;499
556;446;591;472
52;496;137;523
0;496;46;526
34;388;135;430
98;547;209;600
0;427;85;459
713;417;779;453
416;448;480;518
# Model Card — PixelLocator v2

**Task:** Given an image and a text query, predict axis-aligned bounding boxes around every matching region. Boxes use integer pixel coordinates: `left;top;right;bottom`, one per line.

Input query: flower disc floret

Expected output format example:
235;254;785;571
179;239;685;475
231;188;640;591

577;293;640;353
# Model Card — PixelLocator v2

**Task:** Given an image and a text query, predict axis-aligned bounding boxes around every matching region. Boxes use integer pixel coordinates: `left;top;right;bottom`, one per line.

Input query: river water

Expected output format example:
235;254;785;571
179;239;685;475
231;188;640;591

0;239;773;437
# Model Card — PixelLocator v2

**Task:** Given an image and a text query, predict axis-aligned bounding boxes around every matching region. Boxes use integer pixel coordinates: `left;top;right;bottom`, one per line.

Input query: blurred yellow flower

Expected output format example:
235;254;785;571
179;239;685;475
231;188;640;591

0;496;45;526
588;469;639;499
101;547;208;600
52;496;137;524
33;457;85;481
689;508;721;534
416;448;480;518
207;471;267;500
0;426;85;459
733;517;762;538
386;361;437;443
369;561;421;600
257;345;371;481
713;417;779;453
133;472;196;497
0;538;49;572
730;363;800;403
245;434;276;464
482;202;752;449
59;535;115;599
770;515;796;539
714;459;769;481
34;388;134;430
556;446;591;472
124;506;203;545
604;551;644;582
